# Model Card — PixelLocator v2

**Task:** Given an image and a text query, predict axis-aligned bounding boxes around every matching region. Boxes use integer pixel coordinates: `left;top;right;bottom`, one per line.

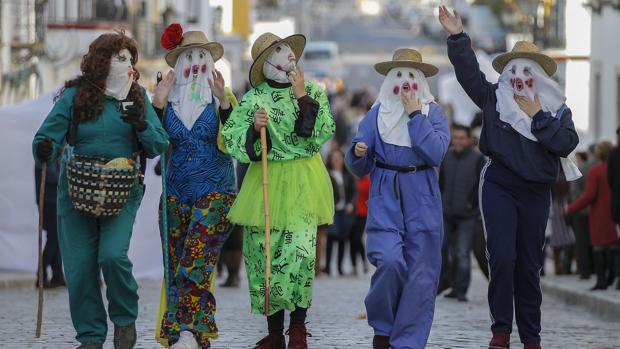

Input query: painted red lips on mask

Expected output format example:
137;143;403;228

511;78;525;91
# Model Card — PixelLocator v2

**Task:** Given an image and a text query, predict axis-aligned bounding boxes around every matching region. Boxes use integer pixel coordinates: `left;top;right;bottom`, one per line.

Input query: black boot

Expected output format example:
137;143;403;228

113;324;136;349
591;251;608;291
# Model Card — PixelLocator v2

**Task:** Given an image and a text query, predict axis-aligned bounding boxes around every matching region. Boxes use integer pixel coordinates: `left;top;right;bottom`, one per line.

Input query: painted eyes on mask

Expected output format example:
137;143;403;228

275;46;282;53
510;65;532;76
396;71;415;79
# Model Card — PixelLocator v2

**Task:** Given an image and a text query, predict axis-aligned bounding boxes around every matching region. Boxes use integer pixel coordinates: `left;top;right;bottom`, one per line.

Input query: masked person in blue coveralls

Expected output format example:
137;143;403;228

439;6;579;349
345;48;450;349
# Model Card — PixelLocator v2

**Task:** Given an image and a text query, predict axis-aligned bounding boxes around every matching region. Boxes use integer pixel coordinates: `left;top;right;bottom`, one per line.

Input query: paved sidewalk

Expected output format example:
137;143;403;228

540;273;620;322
2;268;620;348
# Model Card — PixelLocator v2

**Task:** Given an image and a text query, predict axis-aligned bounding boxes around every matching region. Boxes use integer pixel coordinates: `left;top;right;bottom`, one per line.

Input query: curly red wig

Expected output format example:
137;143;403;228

57;31;145;122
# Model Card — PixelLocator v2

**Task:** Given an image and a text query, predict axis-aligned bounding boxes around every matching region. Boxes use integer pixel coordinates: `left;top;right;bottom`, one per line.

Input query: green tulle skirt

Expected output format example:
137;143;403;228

228;154;334;229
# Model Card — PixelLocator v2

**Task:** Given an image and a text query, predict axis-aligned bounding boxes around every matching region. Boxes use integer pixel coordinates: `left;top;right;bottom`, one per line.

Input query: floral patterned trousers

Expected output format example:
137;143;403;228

159;192;235;348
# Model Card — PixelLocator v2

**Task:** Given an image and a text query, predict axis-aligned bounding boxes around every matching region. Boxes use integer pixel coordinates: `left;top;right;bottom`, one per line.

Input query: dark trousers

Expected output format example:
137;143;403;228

440;215;476;297
480;162;550;345
41;205;64;282
349;215;367;269
571;214;592;277
325;236;345;274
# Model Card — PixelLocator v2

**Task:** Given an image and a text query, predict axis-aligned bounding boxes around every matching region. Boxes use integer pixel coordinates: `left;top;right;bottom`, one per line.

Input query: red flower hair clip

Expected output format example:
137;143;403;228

161;23;183;50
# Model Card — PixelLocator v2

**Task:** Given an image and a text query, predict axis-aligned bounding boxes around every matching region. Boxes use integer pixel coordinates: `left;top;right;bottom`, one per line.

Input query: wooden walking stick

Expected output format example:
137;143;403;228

35;162;47;338
260;126;272;316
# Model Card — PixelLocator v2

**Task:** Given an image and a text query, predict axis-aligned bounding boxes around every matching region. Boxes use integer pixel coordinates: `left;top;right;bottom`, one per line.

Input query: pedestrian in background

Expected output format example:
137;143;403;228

438;124;486;302
608;128;620;225
549;170;575;275
569;150;595;279
350;175;370;275
34;156;66;289
324;149;357;276
567;141;620;290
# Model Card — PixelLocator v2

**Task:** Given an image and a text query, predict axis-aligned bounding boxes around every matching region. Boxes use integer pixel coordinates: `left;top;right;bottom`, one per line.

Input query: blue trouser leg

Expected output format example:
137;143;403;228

390;221;442;349
365;230;407;337
514;188;549;344
454;217;476;298
481;179;518;336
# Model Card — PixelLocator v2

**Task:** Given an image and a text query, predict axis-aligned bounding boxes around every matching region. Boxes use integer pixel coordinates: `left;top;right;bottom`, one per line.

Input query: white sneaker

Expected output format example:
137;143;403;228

170;331;200;349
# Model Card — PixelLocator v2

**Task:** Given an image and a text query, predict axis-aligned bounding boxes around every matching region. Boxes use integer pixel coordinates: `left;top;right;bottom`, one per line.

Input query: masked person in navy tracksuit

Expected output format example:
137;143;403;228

439;6;579;349
346;48;450;349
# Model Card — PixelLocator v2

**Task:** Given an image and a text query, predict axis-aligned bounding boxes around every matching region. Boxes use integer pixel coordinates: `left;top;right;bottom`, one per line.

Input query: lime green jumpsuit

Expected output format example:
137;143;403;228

32;86;169;345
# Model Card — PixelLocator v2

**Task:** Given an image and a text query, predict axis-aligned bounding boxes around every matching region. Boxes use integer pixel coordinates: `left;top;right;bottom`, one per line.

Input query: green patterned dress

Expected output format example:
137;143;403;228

222;80;335;315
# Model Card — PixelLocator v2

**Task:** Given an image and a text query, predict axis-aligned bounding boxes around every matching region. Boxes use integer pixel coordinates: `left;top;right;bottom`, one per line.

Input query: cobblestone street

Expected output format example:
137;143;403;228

2;268;620;349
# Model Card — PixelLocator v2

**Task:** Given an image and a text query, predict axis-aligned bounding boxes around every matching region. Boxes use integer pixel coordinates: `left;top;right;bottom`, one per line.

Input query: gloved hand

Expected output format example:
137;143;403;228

36;138;53;162
121;104;147;132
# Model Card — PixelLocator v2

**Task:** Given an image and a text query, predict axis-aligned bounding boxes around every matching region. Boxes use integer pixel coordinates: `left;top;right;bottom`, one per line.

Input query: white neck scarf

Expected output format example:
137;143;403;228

495;58;581;180
169;48;216;129
263;44;296;84
105;49;134;100
373;67;434;147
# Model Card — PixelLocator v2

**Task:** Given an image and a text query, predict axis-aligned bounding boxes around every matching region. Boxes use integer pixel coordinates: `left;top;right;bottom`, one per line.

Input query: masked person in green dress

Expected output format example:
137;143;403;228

32;32;169;349
221;32;335;349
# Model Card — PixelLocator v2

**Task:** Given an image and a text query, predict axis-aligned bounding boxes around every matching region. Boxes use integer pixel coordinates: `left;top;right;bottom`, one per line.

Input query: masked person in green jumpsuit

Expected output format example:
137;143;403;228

222;32;335;349
32;32;169;349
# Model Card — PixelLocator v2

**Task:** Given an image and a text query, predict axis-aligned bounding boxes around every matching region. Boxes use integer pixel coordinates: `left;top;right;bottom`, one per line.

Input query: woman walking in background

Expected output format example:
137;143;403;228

324;149;358;276
567;141;620;291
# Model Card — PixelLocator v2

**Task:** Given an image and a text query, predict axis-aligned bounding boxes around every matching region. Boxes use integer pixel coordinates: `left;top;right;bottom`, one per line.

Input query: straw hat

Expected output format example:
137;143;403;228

164;31;223;68
492;41;557;76
248;32;306;87
374;48;439;77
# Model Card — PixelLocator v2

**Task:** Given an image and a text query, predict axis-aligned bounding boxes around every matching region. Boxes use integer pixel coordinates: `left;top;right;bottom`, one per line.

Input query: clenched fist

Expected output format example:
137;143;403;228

254;108;268;132
354;142;368;157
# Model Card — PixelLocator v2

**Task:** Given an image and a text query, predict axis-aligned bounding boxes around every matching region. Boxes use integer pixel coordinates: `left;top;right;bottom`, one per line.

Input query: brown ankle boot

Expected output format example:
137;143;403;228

286;323;311;349
489;332;510;349
524;343;541;349
252;333;286;349
372;335;390;349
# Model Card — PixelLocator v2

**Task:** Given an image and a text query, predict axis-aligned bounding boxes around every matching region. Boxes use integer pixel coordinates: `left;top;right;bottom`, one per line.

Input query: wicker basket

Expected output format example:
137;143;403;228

66;155;140;217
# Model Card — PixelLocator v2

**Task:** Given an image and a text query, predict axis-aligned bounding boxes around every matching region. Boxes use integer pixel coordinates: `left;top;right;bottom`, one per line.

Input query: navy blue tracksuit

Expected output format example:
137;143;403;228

447;33;579;345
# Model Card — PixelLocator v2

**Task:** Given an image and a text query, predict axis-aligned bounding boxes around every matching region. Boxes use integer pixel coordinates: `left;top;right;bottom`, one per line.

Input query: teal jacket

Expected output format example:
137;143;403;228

32;85;169;215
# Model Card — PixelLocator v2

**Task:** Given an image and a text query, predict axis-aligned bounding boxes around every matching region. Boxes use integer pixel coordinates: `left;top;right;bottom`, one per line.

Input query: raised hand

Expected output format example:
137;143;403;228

402;89;422;115
254;108;268;132
287;66;307;99
514;94;542;118
152;70;175;109
438;5;463;36
354;142;368;157
209;69;230;109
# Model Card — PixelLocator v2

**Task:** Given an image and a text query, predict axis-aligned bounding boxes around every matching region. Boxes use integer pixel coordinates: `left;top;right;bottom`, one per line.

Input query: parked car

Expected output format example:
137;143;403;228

300;41;343;93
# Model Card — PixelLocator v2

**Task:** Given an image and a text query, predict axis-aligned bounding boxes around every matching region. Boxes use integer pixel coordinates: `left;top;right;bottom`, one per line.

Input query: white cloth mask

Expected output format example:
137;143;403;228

263;44;296;84
169;48;216;129
105;49;134;100
373;67;434;147
495;58;581;181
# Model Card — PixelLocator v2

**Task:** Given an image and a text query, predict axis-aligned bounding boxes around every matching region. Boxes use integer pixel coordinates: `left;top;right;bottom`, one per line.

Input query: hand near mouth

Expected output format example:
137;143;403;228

401;89;422;115
288;65;307;99
514;94;542;118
